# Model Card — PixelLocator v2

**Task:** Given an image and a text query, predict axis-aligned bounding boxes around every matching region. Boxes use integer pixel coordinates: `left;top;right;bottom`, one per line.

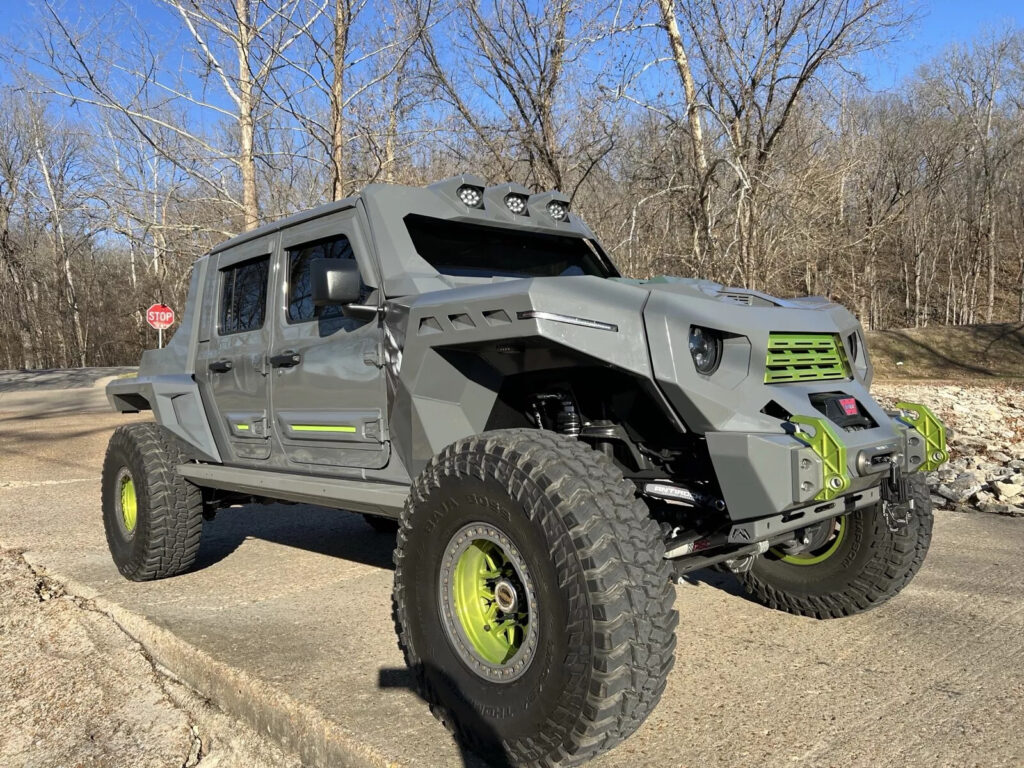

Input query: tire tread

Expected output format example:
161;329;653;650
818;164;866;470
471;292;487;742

392;429;678;767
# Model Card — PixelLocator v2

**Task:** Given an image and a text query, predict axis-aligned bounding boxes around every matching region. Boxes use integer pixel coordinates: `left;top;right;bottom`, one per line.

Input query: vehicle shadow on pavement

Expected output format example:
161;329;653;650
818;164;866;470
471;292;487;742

379;665;506;768
677;566;746;596
193;503;397;572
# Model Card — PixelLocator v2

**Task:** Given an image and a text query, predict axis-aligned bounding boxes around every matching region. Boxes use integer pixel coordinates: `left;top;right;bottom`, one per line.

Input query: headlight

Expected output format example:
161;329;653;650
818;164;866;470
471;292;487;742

689;326;722;375
457;185;484;208
847;331;859;362
505;193;528;215
547;201;568;221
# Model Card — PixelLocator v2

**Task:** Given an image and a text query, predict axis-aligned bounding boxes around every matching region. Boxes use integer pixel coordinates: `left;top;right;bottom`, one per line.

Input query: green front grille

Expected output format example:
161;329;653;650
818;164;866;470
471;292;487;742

764;333;850;384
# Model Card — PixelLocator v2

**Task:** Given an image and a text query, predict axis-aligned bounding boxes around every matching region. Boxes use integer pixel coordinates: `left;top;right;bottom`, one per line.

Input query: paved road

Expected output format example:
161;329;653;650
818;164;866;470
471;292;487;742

1;387;1022;768
0;366;136;392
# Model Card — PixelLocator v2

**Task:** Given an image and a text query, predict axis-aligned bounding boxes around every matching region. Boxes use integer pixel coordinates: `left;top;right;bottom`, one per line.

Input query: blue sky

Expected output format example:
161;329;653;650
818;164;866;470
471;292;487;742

0;0;1020;92
862;0;1023;89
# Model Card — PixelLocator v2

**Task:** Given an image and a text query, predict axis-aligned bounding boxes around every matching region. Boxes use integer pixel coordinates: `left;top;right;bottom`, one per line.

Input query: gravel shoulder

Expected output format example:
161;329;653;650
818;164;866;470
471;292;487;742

874;381;1024;517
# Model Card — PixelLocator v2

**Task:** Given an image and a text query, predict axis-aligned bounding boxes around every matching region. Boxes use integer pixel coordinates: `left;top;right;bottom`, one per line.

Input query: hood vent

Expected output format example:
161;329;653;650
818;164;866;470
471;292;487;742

721;292;753;306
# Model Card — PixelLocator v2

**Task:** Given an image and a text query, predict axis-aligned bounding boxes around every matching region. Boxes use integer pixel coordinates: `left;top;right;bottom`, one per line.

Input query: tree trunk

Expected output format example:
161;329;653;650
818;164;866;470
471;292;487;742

236;0;259;231
656;0;711;264
330;0;350;200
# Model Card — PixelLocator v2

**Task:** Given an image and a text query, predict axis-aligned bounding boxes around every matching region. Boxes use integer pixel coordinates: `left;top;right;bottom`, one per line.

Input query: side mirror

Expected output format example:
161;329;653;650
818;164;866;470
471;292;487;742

311;259;361;306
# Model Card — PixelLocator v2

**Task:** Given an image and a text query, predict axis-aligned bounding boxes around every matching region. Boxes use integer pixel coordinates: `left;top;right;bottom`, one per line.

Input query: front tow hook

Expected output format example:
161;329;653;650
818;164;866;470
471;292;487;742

880;461;914;531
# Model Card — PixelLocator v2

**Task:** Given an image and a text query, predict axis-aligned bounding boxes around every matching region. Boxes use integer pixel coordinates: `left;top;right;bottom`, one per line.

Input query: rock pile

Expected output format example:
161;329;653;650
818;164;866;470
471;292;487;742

873;382;1024;518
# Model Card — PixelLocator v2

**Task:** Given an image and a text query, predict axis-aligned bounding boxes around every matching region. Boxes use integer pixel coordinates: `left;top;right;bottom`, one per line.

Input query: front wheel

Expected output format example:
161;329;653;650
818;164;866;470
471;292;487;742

737;473;933;618
392;430;677;767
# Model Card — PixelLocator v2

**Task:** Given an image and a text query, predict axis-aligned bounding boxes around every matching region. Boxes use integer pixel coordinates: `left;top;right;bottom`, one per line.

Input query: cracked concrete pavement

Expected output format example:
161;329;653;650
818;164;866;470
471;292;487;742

0;377;1022;767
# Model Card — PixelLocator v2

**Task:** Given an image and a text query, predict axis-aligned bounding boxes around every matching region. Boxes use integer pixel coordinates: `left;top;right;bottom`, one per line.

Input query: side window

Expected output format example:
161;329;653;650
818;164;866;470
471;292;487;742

287;235;366;323
220;256;270;335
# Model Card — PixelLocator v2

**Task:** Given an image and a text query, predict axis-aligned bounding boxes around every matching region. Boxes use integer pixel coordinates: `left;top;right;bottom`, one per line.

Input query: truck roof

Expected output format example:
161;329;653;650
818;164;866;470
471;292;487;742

210;197;357;256
208;175;602;297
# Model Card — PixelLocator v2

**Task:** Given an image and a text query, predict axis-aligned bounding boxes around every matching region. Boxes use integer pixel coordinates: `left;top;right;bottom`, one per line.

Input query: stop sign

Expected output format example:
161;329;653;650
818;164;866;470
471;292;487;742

146;304;175;330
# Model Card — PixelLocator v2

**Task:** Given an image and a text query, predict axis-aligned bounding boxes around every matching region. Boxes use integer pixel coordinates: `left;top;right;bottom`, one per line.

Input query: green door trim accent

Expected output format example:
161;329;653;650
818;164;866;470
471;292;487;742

895;402;948;471
291;424;358;433
789;415;851;501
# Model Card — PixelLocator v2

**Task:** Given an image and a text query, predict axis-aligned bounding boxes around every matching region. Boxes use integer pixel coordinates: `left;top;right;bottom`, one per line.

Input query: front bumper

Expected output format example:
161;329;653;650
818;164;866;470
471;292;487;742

705;402;946;521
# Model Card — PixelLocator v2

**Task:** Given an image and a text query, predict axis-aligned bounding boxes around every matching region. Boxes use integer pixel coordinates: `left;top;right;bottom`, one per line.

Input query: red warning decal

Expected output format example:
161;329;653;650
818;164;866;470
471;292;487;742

839;397;858;416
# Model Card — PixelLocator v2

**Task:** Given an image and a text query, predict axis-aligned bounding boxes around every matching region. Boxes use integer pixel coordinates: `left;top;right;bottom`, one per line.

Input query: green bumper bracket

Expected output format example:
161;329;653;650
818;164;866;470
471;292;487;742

895;402;949;471
789;415;851;501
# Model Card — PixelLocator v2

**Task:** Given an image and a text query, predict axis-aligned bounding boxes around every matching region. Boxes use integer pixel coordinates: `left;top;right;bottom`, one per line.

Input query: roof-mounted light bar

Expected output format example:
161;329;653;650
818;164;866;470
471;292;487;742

430;174;572;223
527;190;570;222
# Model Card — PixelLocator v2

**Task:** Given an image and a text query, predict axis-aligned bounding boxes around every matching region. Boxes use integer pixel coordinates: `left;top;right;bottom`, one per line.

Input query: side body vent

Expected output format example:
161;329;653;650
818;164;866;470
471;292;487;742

764;333;850;384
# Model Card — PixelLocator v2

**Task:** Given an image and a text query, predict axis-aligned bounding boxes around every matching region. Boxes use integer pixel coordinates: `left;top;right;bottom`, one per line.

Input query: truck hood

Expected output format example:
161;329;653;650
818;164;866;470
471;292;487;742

396;273;875;436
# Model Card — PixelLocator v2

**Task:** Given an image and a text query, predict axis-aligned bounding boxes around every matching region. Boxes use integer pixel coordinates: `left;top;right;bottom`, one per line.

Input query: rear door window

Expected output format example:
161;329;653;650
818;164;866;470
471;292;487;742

219;256;270;334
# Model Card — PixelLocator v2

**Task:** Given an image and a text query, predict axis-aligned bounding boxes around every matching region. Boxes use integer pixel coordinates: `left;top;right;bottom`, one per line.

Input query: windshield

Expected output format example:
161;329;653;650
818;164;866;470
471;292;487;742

404;214;618;279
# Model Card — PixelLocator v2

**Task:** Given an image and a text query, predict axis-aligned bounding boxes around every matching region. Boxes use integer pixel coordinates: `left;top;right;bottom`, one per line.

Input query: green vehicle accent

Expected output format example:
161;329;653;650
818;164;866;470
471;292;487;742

896;402;948;471
119;474;138;533
452;538;527;665
789;415;851;501
291;425;357;433
772;518;847;565
764;333;850;384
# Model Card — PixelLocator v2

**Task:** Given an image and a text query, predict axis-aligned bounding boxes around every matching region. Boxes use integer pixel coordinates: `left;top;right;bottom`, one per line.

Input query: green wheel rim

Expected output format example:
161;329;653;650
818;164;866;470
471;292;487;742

452;540;525;664
439;523;539;682
119;472;138;533
773;517;847;566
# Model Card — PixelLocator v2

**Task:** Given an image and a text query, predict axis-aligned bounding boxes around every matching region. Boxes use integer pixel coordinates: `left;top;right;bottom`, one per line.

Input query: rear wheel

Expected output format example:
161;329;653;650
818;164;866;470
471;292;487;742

393;430;677;767
737;474;932;618
101;423;204;581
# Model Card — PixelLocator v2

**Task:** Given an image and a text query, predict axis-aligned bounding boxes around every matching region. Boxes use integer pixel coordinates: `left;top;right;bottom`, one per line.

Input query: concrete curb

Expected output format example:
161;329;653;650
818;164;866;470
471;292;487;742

19;550;398;768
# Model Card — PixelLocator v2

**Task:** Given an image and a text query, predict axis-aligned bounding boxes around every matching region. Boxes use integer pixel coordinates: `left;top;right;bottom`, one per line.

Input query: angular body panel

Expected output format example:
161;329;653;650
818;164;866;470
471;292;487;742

108;176;941;527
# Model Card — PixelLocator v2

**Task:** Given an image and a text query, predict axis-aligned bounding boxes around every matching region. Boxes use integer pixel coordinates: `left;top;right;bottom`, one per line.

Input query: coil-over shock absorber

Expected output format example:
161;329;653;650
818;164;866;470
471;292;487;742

529;393;580;436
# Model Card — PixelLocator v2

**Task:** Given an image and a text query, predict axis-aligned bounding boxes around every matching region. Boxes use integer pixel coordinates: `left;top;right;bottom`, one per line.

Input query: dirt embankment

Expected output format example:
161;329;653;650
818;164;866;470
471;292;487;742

0;547;303;768
866;323;1024;381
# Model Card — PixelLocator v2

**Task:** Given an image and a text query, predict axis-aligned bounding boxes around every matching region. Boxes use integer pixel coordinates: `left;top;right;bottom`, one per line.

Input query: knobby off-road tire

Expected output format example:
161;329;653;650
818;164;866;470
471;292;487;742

738;473;933;619
101;423;204;581
392;430;677;768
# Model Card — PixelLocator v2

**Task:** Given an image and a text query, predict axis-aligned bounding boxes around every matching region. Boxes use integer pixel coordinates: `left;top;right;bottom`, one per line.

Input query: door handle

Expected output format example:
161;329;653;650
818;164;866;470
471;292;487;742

269;350;302;368
208;359;233;373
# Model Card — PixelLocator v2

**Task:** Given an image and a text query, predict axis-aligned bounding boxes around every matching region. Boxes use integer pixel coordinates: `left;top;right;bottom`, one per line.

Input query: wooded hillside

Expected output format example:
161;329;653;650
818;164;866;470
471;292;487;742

1;0;1023;368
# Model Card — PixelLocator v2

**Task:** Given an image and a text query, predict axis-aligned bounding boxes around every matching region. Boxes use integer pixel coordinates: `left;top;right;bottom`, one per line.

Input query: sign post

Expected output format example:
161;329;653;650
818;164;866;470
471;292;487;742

146;303;175;348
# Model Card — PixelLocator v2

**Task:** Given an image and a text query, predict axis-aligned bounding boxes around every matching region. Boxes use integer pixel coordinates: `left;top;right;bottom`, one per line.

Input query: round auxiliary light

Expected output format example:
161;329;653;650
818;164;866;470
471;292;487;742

547;200;568;221
505;193;528;215
457;185;483;208
688;325;723;375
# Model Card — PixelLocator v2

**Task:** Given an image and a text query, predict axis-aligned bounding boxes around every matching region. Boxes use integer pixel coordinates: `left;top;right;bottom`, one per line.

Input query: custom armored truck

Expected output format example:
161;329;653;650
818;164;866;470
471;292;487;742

102;175;947;767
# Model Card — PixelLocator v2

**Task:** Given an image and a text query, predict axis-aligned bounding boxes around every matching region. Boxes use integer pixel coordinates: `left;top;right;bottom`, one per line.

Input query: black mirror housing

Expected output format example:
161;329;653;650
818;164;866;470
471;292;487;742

311;259;361;306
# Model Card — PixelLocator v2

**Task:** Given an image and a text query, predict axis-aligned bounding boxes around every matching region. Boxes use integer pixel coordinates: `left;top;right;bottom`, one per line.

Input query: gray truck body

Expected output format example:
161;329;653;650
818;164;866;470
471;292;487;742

108;175;938;542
